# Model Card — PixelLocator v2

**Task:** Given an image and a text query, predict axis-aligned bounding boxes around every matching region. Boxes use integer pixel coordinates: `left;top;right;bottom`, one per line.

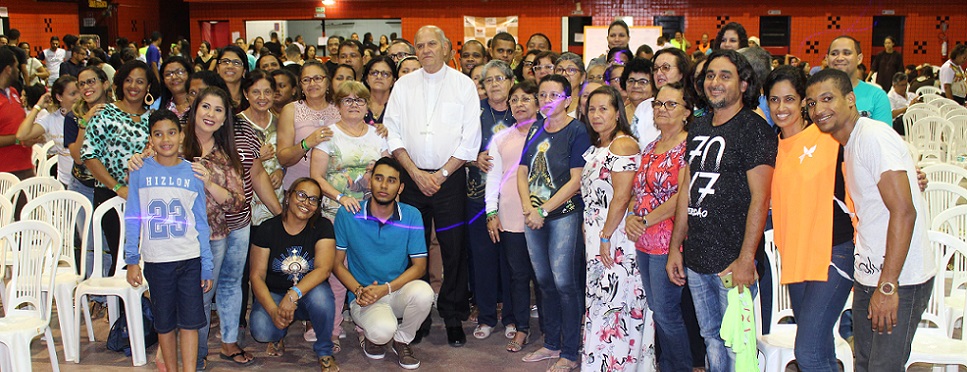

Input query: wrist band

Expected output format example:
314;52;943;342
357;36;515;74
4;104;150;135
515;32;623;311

13;138;20;145
301;138;310;151
486;210;498;218
290;286;303;299
336;193;345;201
386;282;393;294
33;105;42;112
112;183;124;192
600;236;610;243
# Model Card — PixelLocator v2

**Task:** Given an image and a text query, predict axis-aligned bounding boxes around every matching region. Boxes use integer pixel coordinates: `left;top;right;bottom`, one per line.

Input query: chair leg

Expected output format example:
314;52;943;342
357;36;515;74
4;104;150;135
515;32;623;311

54;285;76;362
80;294;94;342
45;326;60;372
10;335;33;372
107;296;119;327
124;294;147;367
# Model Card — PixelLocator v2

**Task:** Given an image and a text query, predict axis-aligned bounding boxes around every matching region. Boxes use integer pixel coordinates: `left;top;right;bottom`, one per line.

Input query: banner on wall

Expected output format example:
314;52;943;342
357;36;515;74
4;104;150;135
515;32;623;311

463;16;518;45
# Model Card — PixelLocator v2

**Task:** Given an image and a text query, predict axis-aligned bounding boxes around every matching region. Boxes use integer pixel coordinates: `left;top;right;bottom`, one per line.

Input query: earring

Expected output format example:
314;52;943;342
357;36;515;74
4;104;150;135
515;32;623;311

144;92;155;106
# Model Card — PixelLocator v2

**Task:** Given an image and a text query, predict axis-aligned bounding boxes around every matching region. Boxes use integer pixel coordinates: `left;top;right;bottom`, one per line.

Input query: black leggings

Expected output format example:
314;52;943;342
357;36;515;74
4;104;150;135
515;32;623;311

94;187;121;276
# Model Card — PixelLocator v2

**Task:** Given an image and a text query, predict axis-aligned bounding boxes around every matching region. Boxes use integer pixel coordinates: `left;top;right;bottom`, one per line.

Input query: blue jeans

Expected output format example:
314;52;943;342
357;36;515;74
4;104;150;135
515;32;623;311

250;284;335;357
787;241;854;372
638;251;692;371
687;268;758;372
197;227;249;361
467;200;513;327
501;231;533;333
853;277;934;372
524;212;584;362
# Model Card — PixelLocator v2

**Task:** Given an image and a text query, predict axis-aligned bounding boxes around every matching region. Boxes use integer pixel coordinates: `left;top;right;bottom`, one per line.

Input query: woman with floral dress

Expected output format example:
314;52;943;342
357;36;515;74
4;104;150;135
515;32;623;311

580;85;654;372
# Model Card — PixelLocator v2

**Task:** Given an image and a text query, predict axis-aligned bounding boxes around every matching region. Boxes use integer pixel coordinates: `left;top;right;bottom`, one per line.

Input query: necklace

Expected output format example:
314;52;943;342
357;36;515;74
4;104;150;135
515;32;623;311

488;102;511;128
337;120;368;137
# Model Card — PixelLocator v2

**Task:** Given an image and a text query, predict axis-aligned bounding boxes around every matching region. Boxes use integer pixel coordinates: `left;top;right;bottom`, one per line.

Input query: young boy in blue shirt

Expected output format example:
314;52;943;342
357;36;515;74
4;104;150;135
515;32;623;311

125;110;212;372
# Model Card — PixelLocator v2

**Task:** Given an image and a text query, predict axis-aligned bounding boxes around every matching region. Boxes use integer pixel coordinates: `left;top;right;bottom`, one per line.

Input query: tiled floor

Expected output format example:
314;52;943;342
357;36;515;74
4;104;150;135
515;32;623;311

19;304;964;371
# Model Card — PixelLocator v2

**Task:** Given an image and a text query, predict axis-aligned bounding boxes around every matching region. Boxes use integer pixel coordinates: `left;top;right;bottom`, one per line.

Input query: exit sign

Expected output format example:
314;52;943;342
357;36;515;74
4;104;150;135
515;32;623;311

315;7;326;19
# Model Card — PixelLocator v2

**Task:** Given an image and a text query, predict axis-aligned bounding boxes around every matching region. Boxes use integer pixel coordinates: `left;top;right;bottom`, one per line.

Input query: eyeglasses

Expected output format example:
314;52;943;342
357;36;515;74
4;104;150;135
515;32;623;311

163;69;187;79
554;67;580;76
389;52;413;61
651;99;684;110
218;58;244;67
588;74;604;82
483;76;509;85
538;92;567;100
341;97;367;107
627;77;651;87
522;60;535;67
294;190;320;204
655;64;675;73
532;64;555;72
300;75;327;85
509;96;535;105
608;76;622;84
78;77;100;88
368;70;392;79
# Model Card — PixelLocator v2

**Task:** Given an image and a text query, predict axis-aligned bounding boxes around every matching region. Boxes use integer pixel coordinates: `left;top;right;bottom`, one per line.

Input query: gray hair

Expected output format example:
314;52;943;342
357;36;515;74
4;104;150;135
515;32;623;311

586;59;607;72
738;46;772;91
482;59;514;80
417;25;451;50
556;52;587;76
390;39;415;55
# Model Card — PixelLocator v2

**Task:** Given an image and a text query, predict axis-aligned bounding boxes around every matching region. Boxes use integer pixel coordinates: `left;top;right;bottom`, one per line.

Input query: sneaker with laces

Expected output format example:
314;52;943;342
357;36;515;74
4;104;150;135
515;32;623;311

362;338;385;360
392;341;421;370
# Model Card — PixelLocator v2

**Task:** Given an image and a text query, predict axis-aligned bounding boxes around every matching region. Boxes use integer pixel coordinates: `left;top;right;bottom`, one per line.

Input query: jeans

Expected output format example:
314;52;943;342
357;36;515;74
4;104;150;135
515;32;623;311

501;231;533;333
197;227;249;361
71;178;105;280
524;212;584;362
638;251;692;371
250;284;335;357
467;199;513;327
853;277;934;372
198;238;226;362
787;241;854;372
350;280;434;345
687;268;758;372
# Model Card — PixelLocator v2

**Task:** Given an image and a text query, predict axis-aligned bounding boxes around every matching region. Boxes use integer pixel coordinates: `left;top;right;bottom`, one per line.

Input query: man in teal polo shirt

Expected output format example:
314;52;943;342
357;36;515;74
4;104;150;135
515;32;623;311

826;36;892;124
332;157;433;370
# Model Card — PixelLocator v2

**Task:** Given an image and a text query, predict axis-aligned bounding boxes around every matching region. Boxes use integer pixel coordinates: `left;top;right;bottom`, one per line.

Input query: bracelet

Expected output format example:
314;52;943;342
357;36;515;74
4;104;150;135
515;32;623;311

486;210;498;218
600;236;610;243
112;183;124;192
336;193;345;201
301;138;310;152
386;282;393;294
33;105;42;112
14;138;20;145
290;286;304;299
537;206;548;218
354;285;363;296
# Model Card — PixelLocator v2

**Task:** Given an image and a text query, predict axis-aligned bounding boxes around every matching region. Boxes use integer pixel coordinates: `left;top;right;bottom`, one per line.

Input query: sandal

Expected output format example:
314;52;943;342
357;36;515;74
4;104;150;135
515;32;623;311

266;339;285;357
546;357;578;372
331;336;342;354
505;331;529;352
220;349;255;365
319;355;340;372
468;304;479;323
473;324;493;339
504;324;517;339
522;347;560;362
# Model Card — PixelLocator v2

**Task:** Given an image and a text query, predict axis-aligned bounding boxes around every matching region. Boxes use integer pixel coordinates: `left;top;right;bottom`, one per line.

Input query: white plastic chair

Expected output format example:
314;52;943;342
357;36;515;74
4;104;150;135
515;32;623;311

905;231;967;370
72;196;150;367
0;220;62;372
923;164;967;186
932;205;967;331
909;117;954;160
917;86;943;96
923;183;967;224
755;230;854;372
921;93;945;103
0;172;20;198
904;108;940;142
2;176;64;207
42;156;58;179
910;102;941;114
929;97;959;109
31;142;54;174
21;190;92;362
940;104;965;118
945;107;967;120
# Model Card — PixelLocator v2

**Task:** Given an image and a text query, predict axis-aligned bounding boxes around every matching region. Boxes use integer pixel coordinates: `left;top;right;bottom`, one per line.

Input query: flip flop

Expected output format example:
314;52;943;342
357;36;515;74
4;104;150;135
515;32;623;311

522;347;560;362
219;350;255;365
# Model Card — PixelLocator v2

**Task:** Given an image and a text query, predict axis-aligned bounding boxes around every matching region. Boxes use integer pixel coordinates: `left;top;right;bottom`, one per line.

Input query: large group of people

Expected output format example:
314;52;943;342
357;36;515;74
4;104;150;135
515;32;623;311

0;15;960;372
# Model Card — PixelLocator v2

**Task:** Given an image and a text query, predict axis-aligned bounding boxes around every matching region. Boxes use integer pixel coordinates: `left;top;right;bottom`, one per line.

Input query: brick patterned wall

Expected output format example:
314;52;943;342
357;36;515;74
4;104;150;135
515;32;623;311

3;0;78;58
115;0;161;47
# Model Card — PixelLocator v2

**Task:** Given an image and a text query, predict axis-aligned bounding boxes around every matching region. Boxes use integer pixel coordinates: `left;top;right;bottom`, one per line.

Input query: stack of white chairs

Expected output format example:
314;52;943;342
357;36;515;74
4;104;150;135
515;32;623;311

922;164;967;186
905;106;941;143
20;190;92;362
755;230;854;372
2;176;64;209
922;93;945;103
905;231;967;370
0;221;62;372
909;116;954;164
73;197;151;366
30;141;54;176
922;182;967;225
932;205;967;331
917;86;943;96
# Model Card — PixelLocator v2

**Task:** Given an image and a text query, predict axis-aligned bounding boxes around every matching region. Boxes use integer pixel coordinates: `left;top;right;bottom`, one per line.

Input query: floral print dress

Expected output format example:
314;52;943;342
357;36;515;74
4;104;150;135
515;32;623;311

580;137;656;372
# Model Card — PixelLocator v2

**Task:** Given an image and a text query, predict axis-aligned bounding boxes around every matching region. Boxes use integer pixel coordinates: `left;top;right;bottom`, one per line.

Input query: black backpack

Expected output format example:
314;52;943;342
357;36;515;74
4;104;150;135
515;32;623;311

106;295;158;356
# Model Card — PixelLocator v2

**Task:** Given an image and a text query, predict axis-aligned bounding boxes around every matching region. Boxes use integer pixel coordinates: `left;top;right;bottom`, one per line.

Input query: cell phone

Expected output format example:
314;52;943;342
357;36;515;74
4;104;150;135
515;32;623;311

719;272;734;289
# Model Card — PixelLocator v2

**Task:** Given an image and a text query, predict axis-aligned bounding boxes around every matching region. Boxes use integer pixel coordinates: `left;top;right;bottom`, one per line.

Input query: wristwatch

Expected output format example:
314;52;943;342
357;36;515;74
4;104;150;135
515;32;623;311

441;168;450;178
878;281;897;296
537;206;549;218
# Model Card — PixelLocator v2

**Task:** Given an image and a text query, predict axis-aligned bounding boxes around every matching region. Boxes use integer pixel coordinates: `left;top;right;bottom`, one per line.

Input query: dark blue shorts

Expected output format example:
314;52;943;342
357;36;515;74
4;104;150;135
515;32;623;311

143;257;206;333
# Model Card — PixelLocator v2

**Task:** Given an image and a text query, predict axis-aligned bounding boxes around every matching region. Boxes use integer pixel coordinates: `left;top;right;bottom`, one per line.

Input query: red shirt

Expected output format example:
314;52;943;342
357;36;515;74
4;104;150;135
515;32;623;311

0;88;32;172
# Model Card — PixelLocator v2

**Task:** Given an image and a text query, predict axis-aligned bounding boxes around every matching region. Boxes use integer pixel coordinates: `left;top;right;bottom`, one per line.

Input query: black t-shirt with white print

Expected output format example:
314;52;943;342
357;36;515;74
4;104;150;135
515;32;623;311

683;108;777;274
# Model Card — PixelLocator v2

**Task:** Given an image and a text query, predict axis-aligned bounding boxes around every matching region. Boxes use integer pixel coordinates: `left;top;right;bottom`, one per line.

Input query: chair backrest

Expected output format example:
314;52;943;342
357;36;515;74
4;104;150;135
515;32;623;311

761;230;794;329
909;102;940;114
42;156;58;178
904;108;939;140
924;231;967;337
909;116;953;154
0;196;12;228
0;220;60;322
21;190;93;275
921;93;944;103
2;176;65;206
945;107;967;120
91;196;127;279
932;207;967;298
940;104;965;118
922;163;967;186
917;86;943;96
0;172;20;197
928;97;958;109
922;182;967;225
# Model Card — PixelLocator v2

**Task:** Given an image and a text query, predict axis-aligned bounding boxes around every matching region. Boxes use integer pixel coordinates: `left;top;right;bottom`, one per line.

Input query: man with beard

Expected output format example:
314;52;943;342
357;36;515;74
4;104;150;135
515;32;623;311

459;40;488;76
332;157;433;370
666;49;777;372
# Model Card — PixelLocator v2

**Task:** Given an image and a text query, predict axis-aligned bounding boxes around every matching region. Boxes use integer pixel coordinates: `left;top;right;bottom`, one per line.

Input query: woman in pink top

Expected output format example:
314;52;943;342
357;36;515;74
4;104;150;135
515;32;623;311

484;80;539;353
277;61;340;189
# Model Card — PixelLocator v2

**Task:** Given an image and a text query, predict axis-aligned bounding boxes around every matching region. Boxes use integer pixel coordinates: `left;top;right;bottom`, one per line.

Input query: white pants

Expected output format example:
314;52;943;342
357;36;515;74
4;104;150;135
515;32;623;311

350;280;434;345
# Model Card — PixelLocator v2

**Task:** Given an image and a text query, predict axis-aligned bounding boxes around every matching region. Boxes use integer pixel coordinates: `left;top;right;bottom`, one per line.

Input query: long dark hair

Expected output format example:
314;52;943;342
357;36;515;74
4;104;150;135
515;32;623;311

714;22;750;50
362;56;397;91
183;87;242;173
159;56;193;110
584;85;634;146
114;60;160;106
51;75;78;107
697;50;760;110
283;177;322;229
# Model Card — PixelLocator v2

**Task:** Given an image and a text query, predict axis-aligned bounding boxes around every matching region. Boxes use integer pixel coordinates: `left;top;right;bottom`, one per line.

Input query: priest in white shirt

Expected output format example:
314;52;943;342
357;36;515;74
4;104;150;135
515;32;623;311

383;25;481;348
